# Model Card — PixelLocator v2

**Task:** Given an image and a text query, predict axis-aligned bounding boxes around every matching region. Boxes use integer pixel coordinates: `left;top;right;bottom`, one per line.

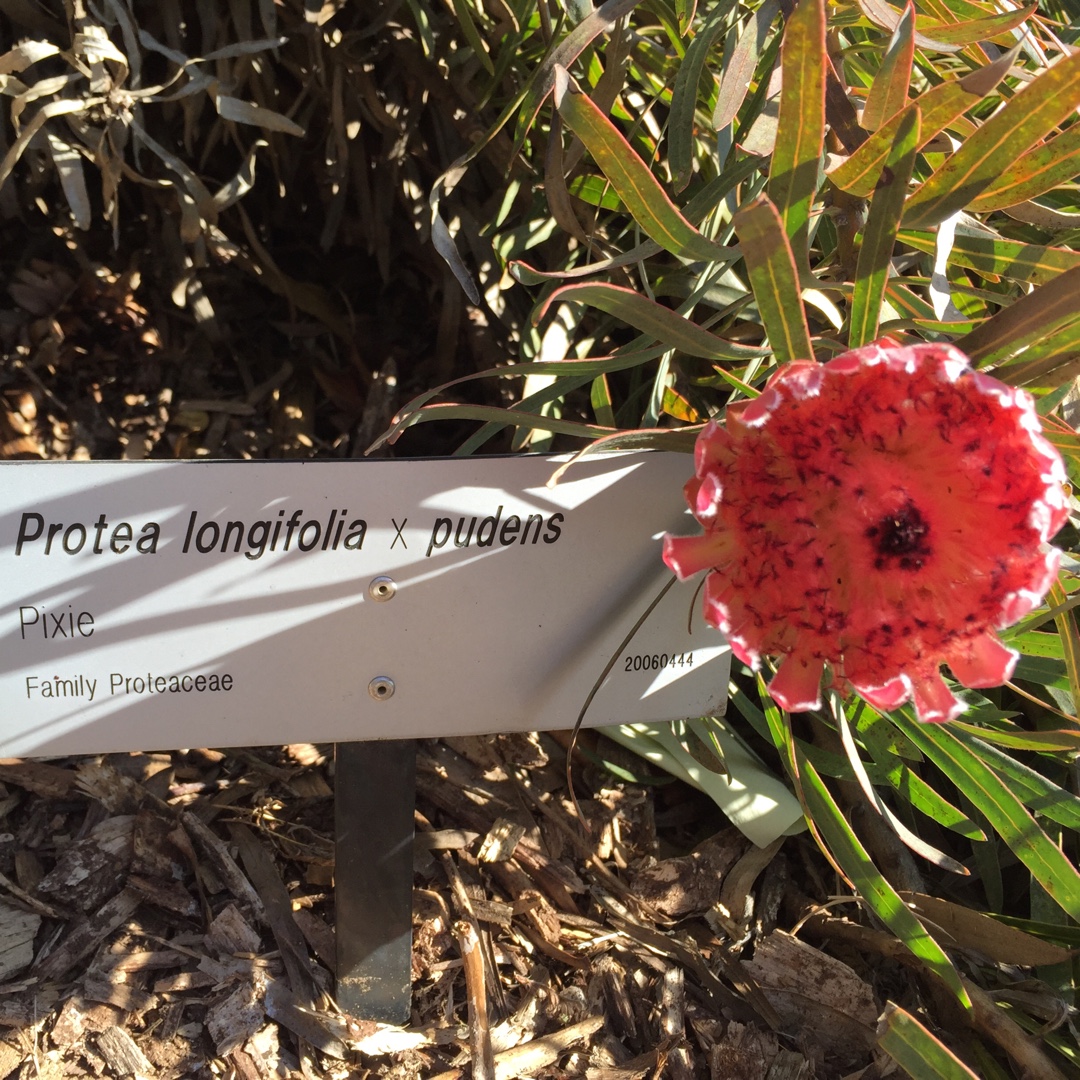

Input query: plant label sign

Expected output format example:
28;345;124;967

0;453;730;757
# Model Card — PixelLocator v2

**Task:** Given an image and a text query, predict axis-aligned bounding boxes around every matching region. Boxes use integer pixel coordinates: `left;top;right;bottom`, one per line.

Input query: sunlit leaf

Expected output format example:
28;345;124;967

767;0;826;274
733;195;813;363
861;2;915;131
877;1003;979;1079
903;49;1080;229
828;47;1018;197
554;67;736;263
891;715;1080;923
914;1;1037;46
970;122;1080;212
958;265;1080;367
849;108;920;347
898;230;1080;286
538;283;767;362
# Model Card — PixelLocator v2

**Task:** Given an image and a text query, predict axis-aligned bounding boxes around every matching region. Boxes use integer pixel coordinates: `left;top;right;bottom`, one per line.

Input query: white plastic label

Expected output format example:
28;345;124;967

0;453;729;755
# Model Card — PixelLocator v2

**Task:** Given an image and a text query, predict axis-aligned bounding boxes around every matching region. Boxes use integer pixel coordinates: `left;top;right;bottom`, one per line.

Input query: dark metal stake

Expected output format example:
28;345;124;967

334;739;416;1024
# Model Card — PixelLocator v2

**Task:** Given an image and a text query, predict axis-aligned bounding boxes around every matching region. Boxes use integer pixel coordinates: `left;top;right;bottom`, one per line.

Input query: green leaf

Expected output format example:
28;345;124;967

538;282;767;362
767;0;826;275
862;2;915;131
553;67;736;263
828;47;1018;197
914;1;1038;46
676;0;697;35
733;195;814;363
958;265;1080;367
898;230;1080;286
669;0;734;192
971;121;1080;212
849;108;920;347
795;744;969;1004
903;48;1080;229
877;1003;979;1079
446;0;494;75
890;715;1080;924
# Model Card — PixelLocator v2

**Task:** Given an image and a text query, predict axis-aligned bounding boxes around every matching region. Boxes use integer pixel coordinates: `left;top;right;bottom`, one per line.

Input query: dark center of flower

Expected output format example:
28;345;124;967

866;501;931;571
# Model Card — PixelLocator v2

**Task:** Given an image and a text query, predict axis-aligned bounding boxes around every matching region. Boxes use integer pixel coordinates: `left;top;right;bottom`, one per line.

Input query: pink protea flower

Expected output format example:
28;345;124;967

663;340;1069;723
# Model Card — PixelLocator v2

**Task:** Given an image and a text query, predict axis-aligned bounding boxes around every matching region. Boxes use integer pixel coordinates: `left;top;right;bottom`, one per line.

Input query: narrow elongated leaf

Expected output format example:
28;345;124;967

951;723;1080;752
898;230;1080;286
733;195;813;363
371;348;669;452
538;283;767;362
768;0;826;274
795;746;969;1004
670;1;734;191
903;49;1080;229
856;0;960;51
713;0;780;130
836;697;967;874
862;3;915;131
446;0;494;75
970;122;1080;212
890;714;1080;923
877;1003;979;1079
676;0;697;35
958;265;1080;366
914;1;1037;46
516;0;644;146
554;68;735;263
386;403;615;446
849;108;920;347
828;46;1018;196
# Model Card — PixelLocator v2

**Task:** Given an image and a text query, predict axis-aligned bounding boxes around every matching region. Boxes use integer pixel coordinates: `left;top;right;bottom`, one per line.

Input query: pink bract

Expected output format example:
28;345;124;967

663;340;1069;723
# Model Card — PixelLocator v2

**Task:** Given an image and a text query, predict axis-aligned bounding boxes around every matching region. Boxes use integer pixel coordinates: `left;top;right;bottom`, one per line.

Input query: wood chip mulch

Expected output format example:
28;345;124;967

0;730;935;1080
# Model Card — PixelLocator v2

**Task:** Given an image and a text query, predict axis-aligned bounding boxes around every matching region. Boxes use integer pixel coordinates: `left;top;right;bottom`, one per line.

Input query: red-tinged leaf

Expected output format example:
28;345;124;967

970;122;1080;211
553;67;736;263
828;46;1018;196
957;264;1080;367
877;1004;979;1080
862;2;915;131
768;0;826;275
849;108;920;348
537;282;768;362
856;0;961;51
903;48;1080;229
914;1;1037;46
898;229;1080;286
733;195;813;364
713;0;781;131
514;0;645;148
885;279;937;321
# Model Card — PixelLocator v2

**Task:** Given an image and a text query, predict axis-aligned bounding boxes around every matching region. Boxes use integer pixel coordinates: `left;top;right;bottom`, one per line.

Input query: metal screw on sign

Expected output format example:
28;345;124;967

368;676;395;701
368;576;396;602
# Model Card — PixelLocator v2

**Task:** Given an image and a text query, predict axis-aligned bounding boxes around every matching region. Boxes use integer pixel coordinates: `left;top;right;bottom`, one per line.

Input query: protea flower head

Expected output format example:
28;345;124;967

663;340;1069;723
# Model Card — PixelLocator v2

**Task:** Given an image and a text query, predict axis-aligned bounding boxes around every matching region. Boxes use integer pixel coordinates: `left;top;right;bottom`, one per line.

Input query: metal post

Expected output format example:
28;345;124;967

334;739;417;1024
